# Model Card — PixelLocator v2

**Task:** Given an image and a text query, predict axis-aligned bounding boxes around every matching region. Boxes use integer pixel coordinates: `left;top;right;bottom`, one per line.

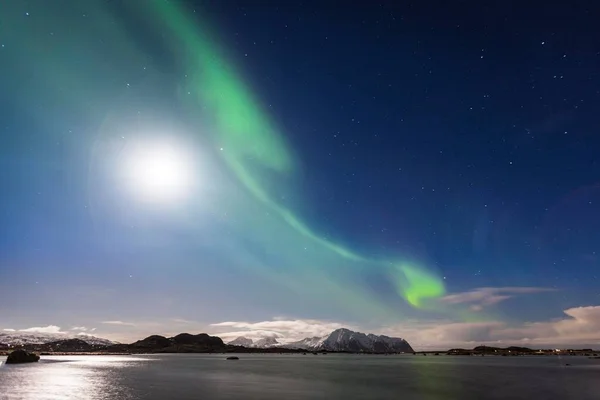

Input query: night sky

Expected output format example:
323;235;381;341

1;0;599;348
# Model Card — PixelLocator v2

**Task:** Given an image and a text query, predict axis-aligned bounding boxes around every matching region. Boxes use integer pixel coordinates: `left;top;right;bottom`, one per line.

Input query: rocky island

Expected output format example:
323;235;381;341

5;349;40;364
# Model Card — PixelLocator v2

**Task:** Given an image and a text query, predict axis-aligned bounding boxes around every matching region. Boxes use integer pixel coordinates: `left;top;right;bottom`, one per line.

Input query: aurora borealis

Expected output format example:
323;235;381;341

147;0;445;310
1;1;599;347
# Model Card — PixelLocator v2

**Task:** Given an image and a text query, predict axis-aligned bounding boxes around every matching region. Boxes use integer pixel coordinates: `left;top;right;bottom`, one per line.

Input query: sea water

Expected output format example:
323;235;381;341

0;353;598;399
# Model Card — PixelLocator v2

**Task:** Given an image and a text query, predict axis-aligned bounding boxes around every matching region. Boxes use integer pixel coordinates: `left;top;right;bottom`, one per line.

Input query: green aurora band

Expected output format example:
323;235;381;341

3;0;448;318
149;0;445;309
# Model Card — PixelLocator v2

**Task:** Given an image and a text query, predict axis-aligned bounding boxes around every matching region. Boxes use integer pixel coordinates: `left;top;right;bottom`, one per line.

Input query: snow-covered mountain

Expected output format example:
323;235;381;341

228;336;254;347
0;332;116;347
254;337;279;348
225;328;412;353
284;336;327;350
367;333;413;353
283;328;413;353
226;336;280;348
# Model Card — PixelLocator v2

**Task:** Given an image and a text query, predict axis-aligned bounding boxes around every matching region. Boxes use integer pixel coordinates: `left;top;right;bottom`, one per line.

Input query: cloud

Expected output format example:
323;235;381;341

381;305;600;350
3;326;94;335
215;330;285;342
210;319;350;343
441;287;556;311
19;325;64;334
171;318;197;324
101;320;136;326
71;326;87;331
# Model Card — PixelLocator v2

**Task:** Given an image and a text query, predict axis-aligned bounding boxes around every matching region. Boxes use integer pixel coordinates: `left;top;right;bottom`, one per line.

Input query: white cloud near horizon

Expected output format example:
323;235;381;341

381;306;600;350
71;326;87;331
18;325;64;334
171;318;197;324
0;325;105;339
101;320;136;326
210;319;351;343
3;305;597;350
210;305;600;349
441;287;557;311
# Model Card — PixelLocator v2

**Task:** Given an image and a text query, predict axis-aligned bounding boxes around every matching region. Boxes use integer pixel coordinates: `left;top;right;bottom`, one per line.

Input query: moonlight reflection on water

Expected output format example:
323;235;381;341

1;354;599;400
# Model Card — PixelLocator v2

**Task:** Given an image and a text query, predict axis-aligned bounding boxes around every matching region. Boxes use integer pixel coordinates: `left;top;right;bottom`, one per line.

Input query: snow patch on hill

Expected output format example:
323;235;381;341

0;332;116;346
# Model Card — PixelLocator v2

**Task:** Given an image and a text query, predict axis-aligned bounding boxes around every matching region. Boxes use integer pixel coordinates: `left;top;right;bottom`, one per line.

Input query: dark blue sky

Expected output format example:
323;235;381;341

0;0;599;347
203;1;600;289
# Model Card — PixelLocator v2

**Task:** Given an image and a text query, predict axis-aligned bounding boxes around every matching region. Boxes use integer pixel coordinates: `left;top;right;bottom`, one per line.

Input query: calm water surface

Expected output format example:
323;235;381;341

1;354;599;399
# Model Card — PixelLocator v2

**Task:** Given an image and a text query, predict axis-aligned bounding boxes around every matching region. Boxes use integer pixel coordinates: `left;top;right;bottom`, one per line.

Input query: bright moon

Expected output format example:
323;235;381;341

123;140;194;203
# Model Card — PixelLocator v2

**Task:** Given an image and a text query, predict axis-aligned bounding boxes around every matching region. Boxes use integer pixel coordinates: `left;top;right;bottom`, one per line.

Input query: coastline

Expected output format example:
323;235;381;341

2;350;599;358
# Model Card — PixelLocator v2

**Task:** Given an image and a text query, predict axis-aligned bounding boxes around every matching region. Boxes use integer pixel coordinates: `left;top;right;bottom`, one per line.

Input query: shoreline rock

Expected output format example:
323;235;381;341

6;349;40;364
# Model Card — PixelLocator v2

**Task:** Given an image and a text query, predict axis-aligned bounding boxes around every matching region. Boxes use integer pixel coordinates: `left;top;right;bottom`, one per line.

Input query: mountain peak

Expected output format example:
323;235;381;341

228;336;254;347
281;328;412;353
331;327;353;333
254;337;279;348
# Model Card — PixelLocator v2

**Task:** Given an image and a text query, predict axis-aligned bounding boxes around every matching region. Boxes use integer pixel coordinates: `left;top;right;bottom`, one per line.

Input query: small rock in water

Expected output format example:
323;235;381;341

6;349;40;364
226;356;239;360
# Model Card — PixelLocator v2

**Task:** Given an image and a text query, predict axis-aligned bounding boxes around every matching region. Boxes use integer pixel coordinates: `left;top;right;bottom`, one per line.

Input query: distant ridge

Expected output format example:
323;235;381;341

4;330;597;355
227;336;281;349
281;328;414;353
102;332;298;354
228;336;253;347
1;328;411;354
225;328;413;353
0;331;116;347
